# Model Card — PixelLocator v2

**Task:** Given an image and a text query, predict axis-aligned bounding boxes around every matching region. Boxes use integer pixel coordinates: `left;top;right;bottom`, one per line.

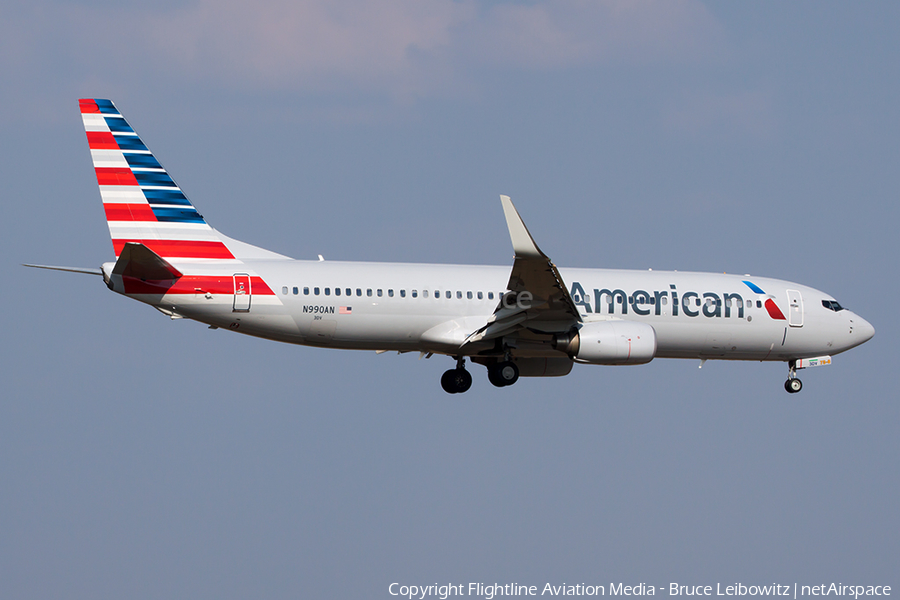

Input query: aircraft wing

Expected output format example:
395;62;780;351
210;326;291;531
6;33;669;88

464;196;581;346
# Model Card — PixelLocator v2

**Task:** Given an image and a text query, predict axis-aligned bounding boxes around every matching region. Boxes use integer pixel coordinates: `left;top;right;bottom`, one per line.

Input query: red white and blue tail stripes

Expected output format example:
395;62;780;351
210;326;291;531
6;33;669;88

80;99;235;261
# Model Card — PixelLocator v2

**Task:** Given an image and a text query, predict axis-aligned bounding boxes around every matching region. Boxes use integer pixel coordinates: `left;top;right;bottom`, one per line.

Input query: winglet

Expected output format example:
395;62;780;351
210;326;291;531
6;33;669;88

500;195;545;258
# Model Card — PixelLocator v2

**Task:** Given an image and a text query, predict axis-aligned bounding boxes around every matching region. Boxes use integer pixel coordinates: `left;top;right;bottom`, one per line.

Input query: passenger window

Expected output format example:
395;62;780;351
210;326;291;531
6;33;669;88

314;287;320;296
345;288;351;296
377;289;383;297
661;297;667;305
478;291;483;300
293;287;299;295
412;289;418;298
367;289;372;297
467;291;472;299
400;289;406;298
282;286;288;295
488;292;494;300
757;300;762;308
356;288;362;297
335;288;341;296
388;289;394;297
325;288;331;296
304;287;309;295
456;291;462;299
446;291;451;299
423;290;429;298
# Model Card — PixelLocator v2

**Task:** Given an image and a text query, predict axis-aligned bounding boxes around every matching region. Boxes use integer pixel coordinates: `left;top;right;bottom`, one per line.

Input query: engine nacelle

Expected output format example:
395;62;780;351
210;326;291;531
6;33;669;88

554;321;657;365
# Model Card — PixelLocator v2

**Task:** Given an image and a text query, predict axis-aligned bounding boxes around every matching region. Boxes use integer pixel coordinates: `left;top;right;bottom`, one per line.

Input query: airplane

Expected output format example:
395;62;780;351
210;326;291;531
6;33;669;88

25;99;875;394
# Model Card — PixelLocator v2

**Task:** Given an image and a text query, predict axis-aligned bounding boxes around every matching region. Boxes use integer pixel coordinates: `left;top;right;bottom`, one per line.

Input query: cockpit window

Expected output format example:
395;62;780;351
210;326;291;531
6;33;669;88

822;300;844;312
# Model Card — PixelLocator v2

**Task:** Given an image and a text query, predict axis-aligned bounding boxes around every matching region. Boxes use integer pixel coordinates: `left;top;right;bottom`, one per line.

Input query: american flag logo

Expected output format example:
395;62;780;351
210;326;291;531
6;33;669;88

339;306;352;314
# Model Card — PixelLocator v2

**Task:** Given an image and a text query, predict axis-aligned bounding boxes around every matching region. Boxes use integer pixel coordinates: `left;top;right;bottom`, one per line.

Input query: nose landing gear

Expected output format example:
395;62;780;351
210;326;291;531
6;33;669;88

783;356;832;393
784;377;803;393
784;360;803;394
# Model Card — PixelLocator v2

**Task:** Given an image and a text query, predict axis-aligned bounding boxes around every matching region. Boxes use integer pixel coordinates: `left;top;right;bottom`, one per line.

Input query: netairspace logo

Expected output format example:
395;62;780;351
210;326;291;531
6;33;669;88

387;583;892;600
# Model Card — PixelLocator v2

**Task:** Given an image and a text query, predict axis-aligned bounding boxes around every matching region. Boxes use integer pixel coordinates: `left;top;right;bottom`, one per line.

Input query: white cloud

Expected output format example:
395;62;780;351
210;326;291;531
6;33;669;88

152;0;474;93
2;0;726;108
462;0;725;70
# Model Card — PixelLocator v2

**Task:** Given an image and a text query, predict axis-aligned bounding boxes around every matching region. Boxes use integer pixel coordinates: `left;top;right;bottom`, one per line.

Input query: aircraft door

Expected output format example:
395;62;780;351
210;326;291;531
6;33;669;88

233;273;251;312
786;289;803;327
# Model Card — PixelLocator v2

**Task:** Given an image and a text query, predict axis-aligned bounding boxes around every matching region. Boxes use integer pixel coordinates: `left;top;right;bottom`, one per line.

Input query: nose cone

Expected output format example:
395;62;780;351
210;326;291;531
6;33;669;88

838;312;875;353
855;315;875;344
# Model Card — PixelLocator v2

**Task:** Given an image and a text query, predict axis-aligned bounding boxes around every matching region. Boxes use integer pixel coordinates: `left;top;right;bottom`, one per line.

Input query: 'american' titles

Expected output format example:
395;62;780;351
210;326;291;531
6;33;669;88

570;282;748;319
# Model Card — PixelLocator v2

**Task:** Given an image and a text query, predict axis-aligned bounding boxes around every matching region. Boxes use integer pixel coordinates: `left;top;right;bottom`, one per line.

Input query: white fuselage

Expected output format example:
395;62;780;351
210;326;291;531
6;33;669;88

103;258;874;363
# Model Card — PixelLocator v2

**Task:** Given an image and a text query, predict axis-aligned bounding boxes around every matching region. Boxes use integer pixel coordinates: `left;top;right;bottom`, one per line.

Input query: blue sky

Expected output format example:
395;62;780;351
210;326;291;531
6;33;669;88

2;2;898;598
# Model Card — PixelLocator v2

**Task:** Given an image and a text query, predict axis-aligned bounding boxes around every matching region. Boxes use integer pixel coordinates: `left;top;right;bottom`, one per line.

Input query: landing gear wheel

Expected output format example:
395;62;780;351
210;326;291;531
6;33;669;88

784;378;803;394
441;368;472;394
441;370;456;393
488;366;505;388
488;361;519;387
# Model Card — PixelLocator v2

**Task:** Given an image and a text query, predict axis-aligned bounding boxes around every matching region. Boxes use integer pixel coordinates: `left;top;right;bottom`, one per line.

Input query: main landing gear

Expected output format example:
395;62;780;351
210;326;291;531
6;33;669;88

784;361;803;394
441;357;472;394
487;361;519;388
440;357;521;393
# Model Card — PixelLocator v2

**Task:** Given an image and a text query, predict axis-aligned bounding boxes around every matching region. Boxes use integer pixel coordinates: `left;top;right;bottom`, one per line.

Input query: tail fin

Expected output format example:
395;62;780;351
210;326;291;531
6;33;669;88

80;99;278;263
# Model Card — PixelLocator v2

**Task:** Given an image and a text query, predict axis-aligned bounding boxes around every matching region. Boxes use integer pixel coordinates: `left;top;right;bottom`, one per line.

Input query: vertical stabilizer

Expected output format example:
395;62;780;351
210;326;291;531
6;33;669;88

80;99;259;263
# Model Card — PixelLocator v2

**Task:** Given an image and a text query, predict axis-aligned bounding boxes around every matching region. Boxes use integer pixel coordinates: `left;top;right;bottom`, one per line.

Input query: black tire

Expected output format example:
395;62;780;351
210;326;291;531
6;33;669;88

784;378;803;394
454;368;473;393
488;364;506;387
489;361;519;387
442;368;472;393
441;369;458;394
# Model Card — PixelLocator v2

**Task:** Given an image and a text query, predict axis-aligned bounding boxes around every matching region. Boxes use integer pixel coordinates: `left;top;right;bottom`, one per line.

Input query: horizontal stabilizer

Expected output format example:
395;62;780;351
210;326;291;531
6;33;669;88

23;264;103;276
112;242;182;280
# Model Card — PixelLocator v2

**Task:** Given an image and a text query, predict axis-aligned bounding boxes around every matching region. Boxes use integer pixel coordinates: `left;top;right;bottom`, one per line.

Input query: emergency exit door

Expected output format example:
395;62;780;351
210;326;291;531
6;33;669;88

233;274;251;312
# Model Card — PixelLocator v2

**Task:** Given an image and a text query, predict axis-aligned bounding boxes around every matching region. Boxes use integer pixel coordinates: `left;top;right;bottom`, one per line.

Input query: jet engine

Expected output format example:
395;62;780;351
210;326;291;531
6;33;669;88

554;321;657;365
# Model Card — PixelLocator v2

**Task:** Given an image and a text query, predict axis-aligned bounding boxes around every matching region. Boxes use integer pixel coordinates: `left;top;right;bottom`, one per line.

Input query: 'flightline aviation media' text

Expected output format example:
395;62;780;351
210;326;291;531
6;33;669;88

388;583;891;600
